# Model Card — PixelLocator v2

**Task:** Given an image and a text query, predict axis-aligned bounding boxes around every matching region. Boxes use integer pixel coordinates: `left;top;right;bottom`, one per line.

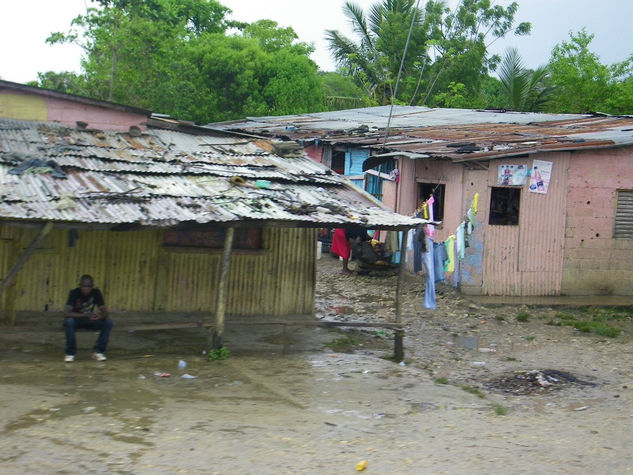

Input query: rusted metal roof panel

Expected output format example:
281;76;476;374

0;118;424;229
210;106;633;161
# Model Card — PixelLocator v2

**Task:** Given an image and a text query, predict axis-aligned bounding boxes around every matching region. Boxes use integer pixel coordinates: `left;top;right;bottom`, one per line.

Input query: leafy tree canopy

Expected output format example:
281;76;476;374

546;29;633;114
326;0;531;106
41;0;324;123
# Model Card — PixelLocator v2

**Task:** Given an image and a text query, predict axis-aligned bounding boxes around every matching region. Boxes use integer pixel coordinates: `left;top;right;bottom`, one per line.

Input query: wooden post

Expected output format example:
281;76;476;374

394;228;409;362
210;226;234;350
0;223;54;324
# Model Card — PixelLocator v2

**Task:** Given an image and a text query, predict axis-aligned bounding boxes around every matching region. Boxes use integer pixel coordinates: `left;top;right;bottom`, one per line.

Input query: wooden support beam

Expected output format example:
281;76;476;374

394;228;409;362
210;226;234;349
0;223;54;324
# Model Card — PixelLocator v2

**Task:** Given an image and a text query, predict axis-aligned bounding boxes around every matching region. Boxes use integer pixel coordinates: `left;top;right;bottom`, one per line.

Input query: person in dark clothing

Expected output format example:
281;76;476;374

63;274;113;362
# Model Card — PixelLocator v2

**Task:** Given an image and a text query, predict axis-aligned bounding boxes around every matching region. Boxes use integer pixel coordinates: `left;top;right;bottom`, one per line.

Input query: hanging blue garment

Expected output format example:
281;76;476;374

433;241;448;283
422;236;436;309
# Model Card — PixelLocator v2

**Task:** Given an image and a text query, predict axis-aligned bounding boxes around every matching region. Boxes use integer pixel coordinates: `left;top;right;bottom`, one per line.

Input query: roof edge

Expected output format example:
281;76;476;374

0;80;151;117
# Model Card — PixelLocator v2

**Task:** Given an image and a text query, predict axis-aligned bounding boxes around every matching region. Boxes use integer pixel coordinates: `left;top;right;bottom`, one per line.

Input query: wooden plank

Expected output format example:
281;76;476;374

394;228;409;362
0;222;53;300
210;226;234;349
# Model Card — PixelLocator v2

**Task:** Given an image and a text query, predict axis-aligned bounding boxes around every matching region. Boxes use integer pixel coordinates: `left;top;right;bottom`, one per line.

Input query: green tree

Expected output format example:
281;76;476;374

27;71;88;96
325;0;431;104
326;0;531;107
320;71;375;110
45;0;325;122
419;0;531;105
547;29;633;114
498;47;551;111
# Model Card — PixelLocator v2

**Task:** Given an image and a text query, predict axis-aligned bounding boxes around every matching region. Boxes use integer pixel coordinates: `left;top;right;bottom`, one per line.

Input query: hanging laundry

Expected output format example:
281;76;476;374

472;192;479;214
422;235;436;309
451;258;460;288
455;222;465;260
433;241;447;283
412;227;425;274
444;235;456;273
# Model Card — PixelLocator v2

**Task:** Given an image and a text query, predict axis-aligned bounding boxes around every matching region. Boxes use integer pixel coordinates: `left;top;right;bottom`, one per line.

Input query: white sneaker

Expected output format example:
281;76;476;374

91;352;107;361
64;355;74;362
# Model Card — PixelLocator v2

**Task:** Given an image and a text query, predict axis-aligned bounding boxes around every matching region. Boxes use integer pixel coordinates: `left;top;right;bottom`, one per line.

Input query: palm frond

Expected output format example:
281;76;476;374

344;1;375;50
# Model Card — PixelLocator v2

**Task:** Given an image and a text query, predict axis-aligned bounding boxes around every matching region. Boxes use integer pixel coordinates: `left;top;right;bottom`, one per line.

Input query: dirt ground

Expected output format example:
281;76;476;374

1;255;633;474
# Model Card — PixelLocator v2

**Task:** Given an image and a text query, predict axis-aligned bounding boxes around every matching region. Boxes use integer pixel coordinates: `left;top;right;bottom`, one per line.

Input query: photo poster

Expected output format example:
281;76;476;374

529;160;552;194
497;164;529;186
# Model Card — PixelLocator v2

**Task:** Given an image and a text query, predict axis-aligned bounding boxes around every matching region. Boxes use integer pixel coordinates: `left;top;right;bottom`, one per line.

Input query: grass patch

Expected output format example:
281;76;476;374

434;377;449;385
495;315;505;322
493;404;508;416
572;321;592;333
556;312;576;321
325;334;360;352
460;385;486;399
502;356;518;362
525;335;536;342
516;312;530;322
549;310;623;338
546;319;562;326
208;346;230;361
593;324;622;338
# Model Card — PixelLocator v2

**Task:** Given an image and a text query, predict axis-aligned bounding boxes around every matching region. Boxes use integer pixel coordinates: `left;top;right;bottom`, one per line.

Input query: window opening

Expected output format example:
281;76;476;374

331;150;345;175
489;187;521;225
418;183;445;221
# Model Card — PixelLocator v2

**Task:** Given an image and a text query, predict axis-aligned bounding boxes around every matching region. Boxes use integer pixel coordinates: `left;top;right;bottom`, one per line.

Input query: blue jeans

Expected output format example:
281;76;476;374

63;317;114;356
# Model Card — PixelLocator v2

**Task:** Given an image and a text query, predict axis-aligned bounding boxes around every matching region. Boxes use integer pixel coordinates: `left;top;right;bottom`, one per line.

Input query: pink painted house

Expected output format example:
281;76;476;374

0;80;149;131
212;106;633;297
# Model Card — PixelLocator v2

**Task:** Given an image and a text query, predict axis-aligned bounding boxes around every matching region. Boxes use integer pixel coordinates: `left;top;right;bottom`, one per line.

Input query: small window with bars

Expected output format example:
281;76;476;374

614;190;633;238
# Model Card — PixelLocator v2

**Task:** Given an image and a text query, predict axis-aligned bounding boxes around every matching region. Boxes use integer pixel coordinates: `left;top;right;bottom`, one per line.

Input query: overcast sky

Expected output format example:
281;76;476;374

1;0;632;84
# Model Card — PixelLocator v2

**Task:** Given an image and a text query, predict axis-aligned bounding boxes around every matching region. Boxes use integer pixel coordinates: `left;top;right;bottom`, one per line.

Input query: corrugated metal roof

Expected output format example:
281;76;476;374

0;118;424;229
210;106;633;161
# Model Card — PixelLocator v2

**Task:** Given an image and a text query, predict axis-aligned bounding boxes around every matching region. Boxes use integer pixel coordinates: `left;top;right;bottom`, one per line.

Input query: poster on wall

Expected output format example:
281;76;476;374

529;160;552;194
497;164;529;186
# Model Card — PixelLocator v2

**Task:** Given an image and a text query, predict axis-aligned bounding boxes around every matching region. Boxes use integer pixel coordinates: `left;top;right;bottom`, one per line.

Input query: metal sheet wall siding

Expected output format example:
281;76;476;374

4;225;315;315
481;153;569;296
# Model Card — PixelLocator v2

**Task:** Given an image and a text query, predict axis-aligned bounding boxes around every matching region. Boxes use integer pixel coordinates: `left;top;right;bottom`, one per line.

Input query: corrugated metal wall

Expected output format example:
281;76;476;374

482;153;569;295
0;226;315;317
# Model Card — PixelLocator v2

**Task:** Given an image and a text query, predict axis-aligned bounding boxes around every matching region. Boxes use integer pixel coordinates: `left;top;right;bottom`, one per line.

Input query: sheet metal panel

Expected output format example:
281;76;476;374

7;226;315;314
0;119;424;230
517;152;569;295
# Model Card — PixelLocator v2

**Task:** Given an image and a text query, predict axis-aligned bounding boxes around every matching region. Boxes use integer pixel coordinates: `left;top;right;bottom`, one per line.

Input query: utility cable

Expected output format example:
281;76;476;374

382;0;422;147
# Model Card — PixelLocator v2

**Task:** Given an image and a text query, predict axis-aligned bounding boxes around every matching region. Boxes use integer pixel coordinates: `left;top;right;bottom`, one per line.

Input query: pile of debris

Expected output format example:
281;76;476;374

486;369;595;395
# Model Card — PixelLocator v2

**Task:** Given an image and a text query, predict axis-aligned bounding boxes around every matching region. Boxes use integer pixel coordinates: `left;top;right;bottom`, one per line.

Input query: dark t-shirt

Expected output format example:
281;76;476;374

66;288;105;314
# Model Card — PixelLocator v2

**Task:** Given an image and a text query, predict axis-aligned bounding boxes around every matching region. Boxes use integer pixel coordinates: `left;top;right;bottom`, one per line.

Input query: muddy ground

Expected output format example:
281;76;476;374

1;256;633;474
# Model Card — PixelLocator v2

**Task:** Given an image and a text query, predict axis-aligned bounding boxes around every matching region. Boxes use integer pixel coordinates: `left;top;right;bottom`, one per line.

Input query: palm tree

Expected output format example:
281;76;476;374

325;0;428;105
499;47;552;111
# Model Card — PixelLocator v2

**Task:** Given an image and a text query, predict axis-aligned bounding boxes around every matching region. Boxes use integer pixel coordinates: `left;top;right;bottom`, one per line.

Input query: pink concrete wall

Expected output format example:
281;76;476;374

396;158;418;216
459;169;488;295
381;181;397;211
0;89;147;131
413;159;464;242
563;148;633;295
44;96;147;131
304;144;323;163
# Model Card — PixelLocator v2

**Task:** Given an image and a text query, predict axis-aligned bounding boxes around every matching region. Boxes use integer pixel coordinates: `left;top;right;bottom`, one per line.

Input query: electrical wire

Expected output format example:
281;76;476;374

382;0;422;147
